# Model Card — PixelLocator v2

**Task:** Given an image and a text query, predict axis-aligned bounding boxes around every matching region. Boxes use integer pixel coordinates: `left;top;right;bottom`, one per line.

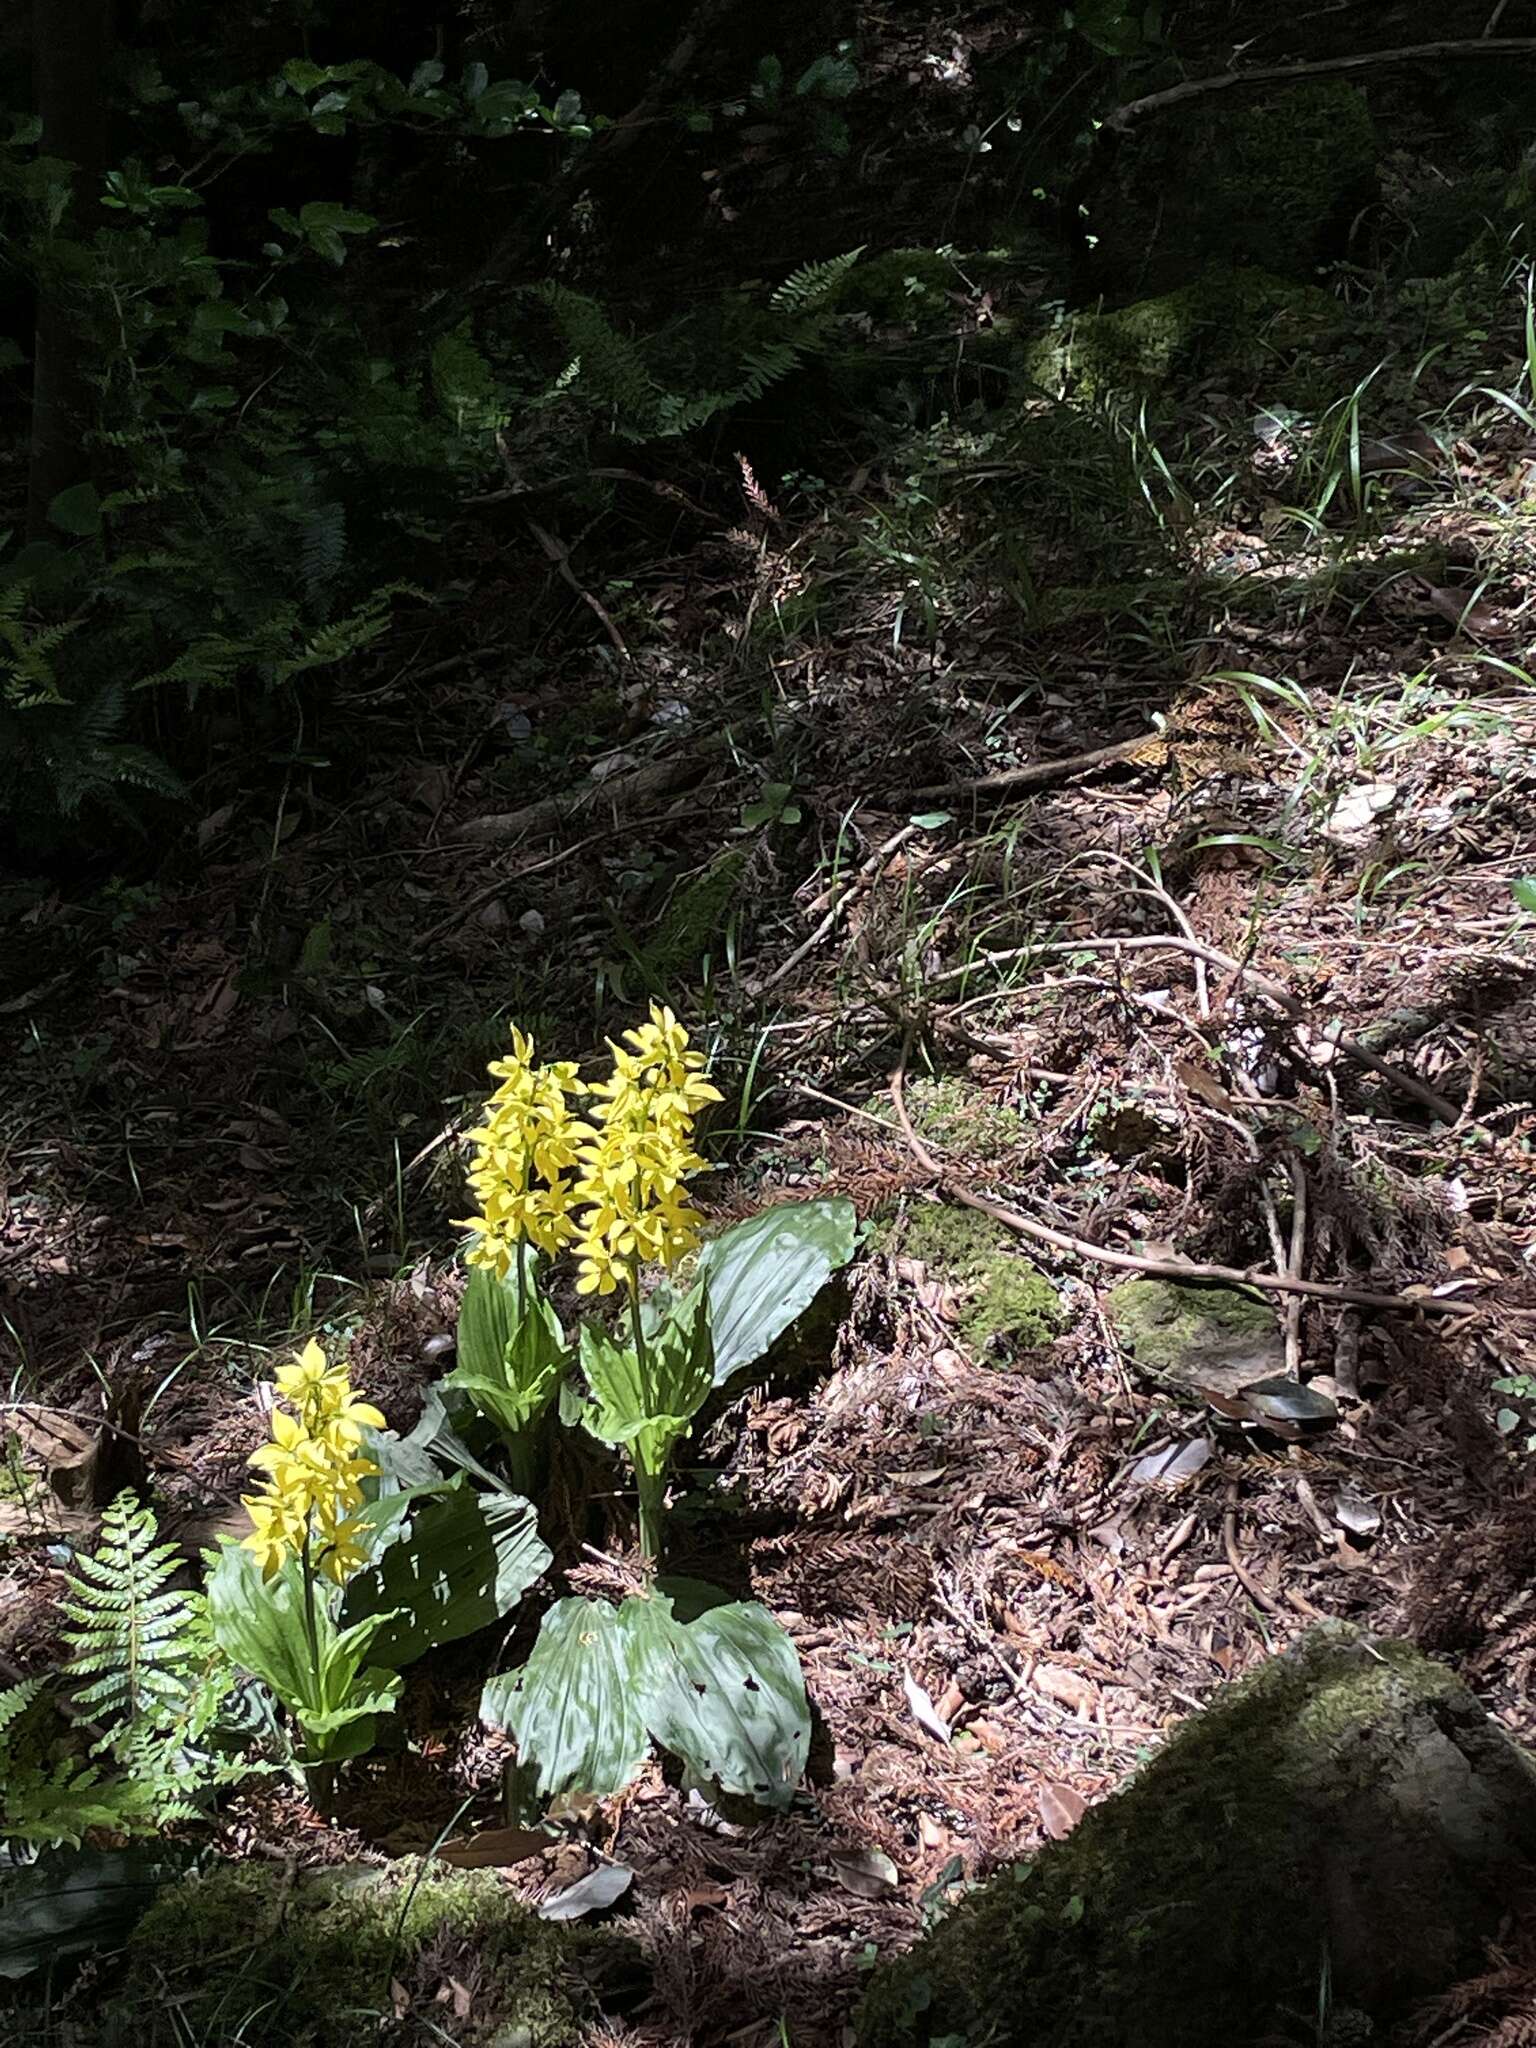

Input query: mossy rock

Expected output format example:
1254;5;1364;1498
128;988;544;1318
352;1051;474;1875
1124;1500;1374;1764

1026;266;1345;397
859;1623;1536;2048
1105;1276;1281;1395
98;1862;617;2047
1081;82;1378;296
892;1202;1065;1361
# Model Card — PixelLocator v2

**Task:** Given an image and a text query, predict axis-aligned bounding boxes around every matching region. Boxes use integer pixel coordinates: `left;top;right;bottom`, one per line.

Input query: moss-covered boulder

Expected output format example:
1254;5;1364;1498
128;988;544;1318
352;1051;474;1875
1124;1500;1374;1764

895;1203;1065;1361
97;1862;617;2047
1081;83;1378;296
1026;267;1345;398
859;1624;1536;2048
1105;1276;1281;1395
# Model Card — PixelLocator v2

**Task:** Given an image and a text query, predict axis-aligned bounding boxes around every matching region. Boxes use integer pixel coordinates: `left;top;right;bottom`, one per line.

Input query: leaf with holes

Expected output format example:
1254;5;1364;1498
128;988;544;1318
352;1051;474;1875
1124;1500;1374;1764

480;1597;648;1803
621;1592;810;1809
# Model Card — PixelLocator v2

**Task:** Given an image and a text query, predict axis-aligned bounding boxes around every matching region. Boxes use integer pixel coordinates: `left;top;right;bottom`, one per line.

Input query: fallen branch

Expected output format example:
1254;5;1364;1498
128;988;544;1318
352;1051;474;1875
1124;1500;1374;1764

454;741;718;845
747;822;919;997
887;1045;1477;1319
525;517;629;663
931;932;1459;1125
1105;39;1536;129
904;733;1159;806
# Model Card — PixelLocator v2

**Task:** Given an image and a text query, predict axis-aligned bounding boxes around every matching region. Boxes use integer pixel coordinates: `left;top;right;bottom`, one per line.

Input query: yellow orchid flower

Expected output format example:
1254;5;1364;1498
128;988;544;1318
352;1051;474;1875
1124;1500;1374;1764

241;1341;383;1582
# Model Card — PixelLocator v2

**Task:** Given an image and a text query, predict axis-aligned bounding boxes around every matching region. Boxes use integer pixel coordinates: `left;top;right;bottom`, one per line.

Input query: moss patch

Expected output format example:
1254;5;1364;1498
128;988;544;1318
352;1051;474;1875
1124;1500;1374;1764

892;1076;1024;1158
102;1862;610;2048
1027;267;1345;397
1080;83;1378;296
646;849;747;987
1105;1277;1280;1392
858;1625;1536;2048
894;1203;1065;1361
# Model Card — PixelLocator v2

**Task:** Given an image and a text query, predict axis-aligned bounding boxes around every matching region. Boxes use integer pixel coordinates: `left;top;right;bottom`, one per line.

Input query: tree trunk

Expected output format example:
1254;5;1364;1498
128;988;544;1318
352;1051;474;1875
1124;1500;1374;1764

26;0;113;541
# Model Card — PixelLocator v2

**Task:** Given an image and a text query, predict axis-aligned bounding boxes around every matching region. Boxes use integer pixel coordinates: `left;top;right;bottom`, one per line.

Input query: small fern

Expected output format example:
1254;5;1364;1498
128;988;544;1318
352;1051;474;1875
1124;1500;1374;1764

299;500;348;613
768;247;864;314
58;1492;207;1744
0;1677;179;1850
0;1490;265;1850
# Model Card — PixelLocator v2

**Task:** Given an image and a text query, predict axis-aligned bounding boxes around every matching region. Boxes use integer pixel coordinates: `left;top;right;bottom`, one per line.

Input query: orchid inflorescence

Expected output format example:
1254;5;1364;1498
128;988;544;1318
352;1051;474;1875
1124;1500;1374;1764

458;1004;721;1297
241;1339;385;1584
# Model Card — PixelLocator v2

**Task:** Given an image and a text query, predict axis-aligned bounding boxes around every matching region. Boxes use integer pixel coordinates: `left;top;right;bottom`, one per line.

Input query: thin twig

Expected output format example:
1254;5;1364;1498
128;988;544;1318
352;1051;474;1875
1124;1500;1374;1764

887;1042;1477;1319
904;732;1157;805
749;823;919;997
1104;38;1536;128
1222;1486;1286;1619
525;517;629;662
1282;1150;1308;1378
931;933;1459;1124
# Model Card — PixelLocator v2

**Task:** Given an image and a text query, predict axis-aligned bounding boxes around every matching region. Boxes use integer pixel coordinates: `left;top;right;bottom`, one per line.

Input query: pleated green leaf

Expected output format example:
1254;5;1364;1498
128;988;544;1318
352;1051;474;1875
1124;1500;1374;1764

340;1482;550;1668
480;1596;648;1803
689;1198;857;1387
620;1591;810;1809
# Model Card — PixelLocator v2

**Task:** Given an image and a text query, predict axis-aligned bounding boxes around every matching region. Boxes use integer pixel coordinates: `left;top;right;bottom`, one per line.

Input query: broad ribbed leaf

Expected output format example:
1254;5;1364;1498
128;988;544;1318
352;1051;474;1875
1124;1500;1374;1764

580;1294;711;1477
384;1384;510;1494
203;1544;317;1708
480;1597;648;1802
621;1592;810;1809
447;1276;566;1441
456;1264;517;1379
203;1543;402;1761
691;1198;857;1387
340;1483;549;1668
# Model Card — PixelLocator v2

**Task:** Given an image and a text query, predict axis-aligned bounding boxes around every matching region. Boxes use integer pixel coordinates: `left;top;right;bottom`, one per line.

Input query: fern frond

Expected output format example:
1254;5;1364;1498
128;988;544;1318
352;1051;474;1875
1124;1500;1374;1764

0;1676;42;1737
769;247;863;315
300;501;347;612
58;1491;205;1743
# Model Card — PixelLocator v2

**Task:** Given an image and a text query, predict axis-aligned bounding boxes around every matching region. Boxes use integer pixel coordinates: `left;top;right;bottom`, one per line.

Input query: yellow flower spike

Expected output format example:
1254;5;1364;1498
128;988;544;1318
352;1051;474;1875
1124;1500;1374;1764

570;1009;716;1287
460;1023;593;1268
240;1342;383;1584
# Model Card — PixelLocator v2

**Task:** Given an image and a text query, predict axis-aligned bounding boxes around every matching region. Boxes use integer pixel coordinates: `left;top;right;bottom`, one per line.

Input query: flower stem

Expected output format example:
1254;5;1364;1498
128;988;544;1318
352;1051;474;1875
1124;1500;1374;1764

626;1262;664;1564
298;1532;336;1815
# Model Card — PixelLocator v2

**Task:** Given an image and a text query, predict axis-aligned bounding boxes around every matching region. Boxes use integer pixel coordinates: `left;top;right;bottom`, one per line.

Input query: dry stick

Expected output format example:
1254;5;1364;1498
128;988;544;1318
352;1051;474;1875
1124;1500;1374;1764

887;1047;1476;1319
931;934;1459;1125
1222;1485;1288;1622
905;733;1157;806
1103;38;1536;128
748;823;920;997
1282;1151;1308;1375
453;740;719;844
525;517;629;663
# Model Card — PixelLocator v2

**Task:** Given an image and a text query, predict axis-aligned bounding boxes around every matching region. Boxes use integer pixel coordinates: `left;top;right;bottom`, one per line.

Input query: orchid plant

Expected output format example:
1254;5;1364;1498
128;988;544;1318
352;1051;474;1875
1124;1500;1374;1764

202;1007;855;1821
454;1005;857;1814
